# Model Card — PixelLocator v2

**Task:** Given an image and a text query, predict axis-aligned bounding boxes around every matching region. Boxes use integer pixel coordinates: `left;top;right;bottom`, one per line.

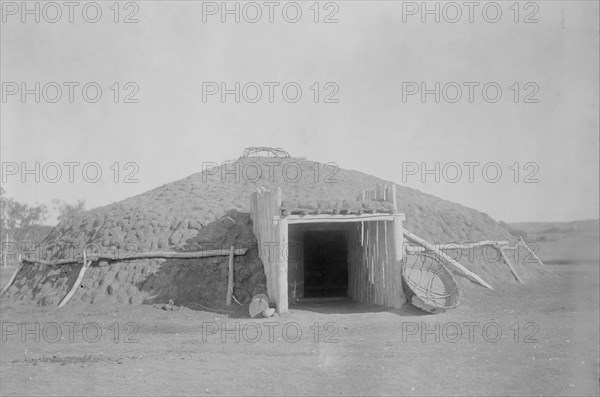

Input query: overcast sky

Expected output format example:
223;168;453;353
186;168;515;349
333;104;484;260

1;0;598;224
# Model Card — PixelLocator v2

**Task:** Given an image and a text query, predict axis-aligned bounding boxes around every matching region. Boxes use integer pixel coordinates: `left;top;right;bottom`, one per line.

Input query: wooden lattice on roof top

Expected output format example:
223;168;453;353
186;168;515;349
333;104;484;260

239;147;291;158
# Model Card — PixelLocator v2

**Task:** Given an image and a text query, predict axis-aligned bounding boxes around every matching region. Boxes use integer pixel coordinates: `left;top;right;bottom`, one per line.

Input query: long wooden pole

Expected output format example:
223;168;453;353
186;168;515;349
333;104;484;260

3;233;8;269
276;188;289;314
0;255;23;295
403;229;494;290
391;184;404;261
406;241;510;251
495;245;523;284
226;246;234;306
58;251;91;308
22;248;247;266
519;237;545;266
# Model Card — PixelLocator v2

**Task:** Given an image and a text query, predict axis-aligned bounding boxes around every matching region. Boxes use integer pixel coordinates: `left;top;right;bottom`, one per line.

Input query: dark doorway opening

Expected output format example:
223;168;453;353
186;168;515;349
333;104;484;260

303;231;348;298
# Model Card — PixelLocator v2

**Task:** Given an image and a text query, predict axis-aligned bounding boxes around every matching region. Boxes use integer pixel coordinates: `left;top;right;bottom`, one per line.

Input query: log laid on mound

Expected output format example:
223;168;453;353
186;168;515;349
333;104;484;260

6;247;250;307
21;248;248;266
405;240;523;285
406;241;510;251
403;229;494;290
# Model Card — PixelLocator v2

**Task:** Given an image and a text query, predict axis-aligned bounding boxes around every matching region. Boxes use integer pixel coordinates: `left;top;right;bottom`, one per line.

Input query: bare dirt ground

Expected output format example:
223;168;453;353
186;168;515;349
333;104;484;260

1;262;598;396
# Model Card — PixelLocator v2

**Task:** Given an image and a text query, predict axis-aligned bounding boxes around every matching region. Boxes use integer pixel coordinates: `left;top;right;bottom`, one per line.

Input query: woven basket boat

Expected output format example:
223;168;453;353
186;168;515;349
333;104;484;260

402;253;462;314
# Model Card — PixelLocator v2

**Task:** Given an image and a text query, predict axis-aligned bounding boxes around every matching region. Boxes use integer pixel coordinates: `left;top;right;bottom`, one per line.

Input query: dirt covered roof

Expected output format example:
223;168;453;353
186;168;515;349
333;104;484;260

40;157;513;261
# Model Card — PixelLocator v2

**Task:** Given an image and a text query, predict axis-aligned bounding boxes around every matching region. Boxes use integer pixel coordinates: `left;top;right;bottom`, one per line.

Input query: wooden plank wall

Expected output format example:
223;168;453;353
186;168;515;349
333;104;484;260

249;187;282;305
357;183;403;260
350;183;405;308
348;220;405;308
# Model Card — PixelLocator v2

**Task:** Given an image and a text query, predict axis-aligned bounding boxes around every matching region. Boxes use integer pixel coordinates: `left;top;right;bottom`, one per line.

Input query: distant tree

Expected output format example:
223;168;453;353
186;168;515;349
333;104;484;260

1;189;51;265
1;188;48;229
53;199;86;222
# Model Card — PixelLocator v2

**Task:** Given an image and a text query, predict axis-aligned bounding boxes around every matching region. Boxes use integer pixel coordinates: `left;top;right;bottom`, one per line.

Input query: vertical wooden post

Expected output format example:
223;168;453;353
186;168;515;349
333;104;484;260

393;216;404;261
2;233;8;269
390;185;404;261
270;189;279;304
277;216;288;314
226;245;234;305
272;188;288;314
